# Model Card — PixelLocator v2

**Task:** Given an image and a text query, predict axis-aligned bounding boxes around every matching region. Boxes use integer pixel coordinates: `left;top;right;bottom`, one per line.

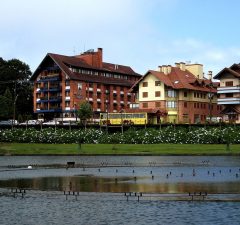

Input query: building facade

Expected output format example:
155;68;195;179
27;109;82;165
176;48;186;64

130;62;221;124
214;63;240;123
30;48;141;121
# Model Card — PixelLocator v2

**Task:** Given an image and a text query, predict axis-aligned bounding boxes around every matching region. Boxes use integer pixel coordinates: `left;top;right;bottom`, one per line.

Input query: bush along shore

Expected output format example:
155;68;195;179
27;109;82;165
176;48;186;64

0;126;239;144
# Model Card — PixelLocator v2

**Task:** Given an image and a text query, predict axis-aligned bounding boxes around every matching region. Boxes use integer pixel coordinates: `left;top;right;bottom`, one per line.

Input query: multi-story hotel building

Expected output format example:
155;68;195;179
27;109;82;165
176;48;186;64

130;62;221;124
30;48;141;121
214;63;240;123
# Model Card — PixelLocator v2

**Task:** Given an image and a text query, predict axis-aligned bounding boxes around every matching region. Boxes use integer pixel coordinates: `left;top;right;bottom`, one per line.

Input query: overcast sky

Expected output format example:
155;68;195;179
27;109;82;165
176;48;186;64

1;0;240;77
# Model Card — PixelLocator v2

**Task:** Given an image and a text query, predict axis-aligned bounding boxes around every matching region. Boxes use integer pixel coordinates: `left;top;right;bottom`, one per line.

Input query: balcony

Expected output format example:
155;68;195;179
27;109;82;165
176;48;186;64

49;86;61;92
65;107;71;111
86;97;93;102
120;91;124;95
217;97;240;105
65;96;70;101
48;96;62;102
113;100;117;104
96;108;101;112
97;98;101;102
120;101;124;105
37;74;60;82
217;86;240;94
87;87;93;92
113;90;117;94
97;88;101;92
65;86;70;90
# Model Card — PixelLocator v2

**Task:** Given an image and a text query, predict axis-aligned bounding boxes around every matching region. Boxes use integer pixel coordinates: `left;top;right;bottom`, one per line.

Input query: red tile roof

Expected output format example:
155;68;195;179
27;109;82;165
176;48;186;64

71;72;135;87
131;66;216;93
31;53;141;81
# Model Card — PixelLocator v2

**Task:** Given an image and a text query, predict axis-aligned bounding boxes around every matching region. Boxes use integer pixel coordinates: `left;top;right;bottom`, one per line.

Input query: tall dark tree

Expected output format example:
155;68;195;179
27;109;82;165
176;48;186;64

0;57;33;120
0;88;13;119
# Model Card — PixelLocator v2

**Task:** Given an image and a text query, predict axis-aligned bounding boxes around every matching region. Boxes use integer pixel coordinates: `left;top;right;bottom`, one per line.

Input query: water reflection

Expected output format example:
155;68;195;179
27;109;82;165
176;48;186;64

0;175;240;194
0;156;240;194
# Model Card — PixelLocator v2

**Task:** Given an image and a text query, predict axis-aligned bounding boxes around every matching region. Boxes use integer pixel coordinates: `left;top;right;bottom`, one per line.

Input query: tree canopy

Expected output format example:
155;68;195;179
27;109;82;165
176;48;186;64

0;57;33;120
77;101;93;121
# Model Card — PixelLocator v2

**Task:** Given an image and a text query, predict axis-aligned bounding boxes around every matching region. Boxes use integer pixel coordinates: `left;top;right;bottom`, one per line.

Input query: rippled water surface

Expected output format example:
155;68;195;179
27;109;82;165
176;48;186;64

0;155;240;224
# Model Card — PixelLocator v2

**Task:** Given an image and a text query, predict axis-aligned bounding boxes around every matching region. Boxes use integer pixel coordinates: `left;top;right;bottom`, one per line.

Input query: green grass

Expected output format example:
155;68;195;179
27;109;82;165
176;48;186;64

0;143;239;155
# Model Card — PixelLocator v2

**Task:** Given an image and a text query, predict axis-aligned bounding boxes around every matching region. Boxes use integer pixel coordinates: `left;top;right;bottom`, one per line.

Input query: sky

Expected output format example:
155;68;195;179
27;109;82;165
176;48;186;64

1;0;240;78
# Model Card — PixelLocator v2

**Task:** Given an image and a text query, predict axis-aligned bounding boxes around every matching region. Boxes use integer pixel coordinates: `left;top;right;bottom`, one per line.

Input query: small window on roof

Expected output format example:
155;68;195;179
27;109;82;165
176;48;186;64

174;80;179;84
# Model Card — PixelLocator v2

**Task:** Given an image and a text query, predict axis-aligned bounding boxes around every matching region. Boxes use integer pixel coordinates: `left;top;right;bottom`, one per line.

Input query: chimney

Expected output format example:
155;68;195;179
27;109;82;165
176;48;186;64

179;62;186;71
97;48;103;68
208;71;212;80
167;65;172;74
175;63;180;68
158;66;162;72
162;65;168;75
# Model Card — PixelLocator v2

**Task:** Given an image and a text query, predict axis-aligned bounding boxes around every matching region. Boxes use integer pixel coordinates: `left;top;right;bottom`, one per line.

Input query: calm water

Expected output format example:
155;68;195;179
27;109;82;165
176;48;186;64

0;155;240;224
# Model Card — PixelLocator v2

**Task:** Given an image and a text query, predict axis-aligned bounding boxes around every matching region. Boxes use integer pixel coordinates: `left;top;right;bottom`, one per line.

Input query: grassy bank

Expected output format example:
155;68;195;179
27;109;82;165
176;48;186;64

0;143;239;155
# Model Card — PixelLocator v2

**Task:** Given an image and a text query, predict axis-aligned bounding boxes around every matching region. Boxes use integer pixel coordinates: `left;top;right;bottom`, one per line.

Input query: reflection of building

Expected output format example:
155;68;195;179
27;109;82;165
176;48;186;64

130;62;221;124
214;63;240;123
30;48;141;121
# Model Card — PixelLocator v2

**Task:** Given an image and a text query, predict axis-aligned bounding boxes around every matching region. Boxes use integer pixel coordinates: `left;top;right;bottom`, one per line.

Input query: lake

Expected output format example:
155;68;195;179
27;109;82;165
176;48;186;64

0;155;240;224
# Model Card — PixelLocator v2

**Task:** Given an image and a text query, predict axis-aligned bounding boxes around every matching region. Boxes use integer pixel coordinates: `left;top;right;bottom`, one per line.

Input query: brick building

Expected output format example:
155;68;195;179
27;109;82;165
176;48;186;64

30;48;141;121
130;62;222;124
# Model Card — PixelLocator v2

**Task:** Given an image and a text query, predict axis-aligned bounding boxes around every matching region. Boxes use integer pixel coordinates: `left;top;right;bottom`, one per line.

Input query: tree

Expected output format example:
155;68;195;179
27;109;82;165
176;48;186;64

77;101;92;129
0;88;13;119
0;57;33;119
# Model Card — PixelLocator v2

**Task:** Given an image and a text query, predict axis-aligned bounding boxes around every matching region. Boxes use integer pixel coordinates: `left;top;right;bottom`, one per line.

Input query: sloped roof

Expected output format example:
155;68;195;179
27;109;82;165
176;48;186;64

71;72;134;87
30;53;141;81
130;66;216;93
214;64;240;79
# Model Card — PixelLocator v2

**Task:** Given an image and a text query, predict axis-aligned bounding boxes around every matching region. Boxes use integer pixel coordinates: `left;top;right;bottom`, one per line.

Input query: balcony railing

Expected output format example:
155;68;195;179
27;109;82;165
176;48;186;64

217;86;240;94
217;97;240;105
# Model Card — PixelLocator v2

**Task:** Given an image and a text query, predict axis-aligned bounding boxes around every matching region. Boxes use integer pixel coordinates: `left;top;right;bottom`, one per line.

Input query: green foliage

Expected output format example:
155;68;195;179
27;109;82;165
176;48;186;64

77;101;92;120
0;126;240;145
0;88;13;119
0;57;33;118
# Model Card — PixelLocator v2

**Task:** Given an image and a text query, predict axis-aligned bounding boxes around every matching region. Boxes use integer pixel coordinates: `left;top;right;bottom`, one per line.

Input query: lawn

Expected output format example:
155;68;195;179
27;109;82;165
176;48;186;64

0;143;239;155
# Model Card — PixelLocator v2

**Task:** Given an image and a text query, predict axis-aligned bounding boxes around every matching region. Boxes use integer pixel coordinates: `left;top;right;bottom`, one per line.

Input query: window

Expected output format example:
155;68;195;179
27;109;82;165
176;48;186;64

166;101;177;108
155;102;161;107
166;89;177;98
155;91;161;97
65;80;70;86
155;81;161;86
226;81;233;87
78;82;82;90
142;82;148;87
142;92;148;98
184;102;187;108
142;103;148;108
65;102;70;107
184;92;188;97
226;93;233;98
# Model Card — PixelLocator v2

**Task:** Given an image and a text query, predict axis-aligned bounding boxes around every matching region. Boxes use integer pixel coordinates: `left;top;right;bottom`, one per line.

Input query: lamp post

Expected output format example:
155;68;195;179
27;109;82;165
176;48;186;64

208;92;214;123
105;90;109;133
74;103;77;122
106;101;109;133
12;81;18;129
120;108;124;134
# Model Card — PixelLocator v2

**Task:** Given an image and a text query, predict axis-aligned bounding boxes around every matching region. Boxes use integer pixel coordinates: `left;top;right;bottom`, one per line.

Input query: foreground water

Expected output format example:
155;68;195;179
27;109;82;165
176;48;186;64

0;155;240;224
